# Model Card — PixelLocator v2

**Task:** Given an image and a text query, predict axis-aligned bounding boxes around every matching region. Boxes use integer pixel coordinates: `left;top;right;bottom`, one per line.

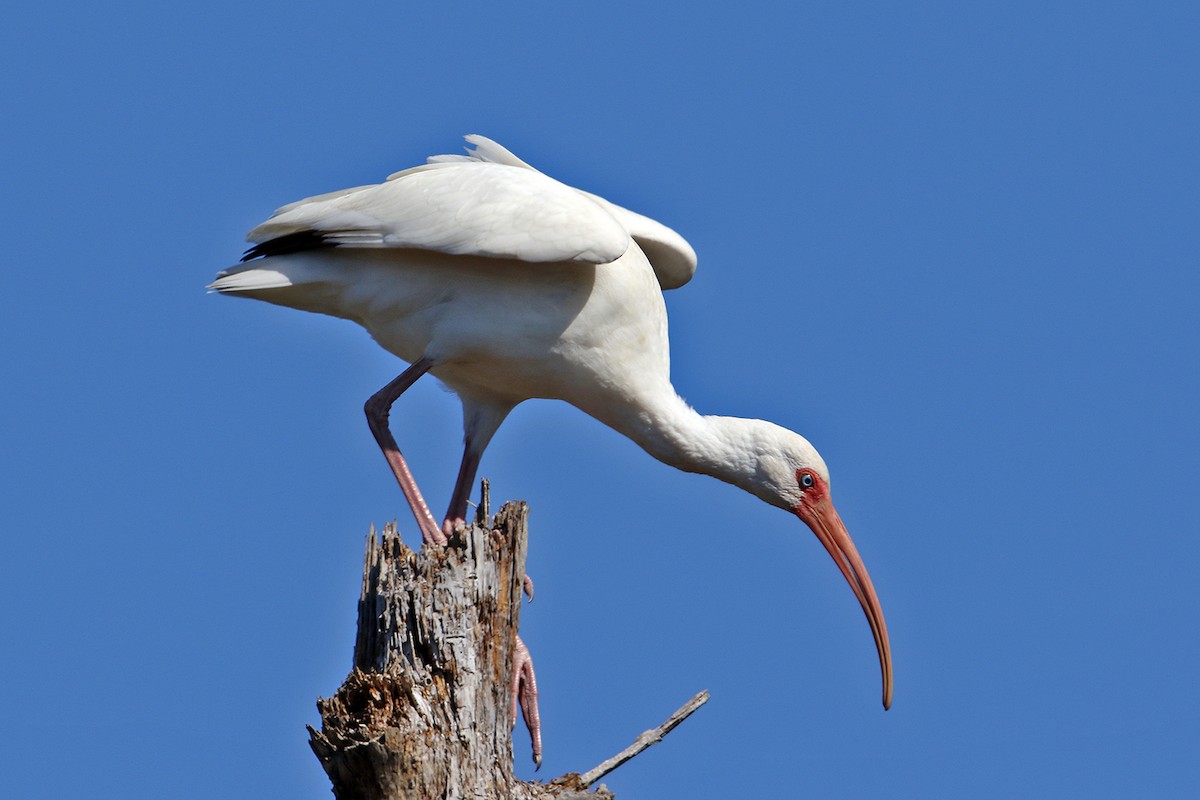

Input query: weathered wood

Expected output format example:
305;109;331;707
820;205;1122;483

307;492;703;798
577;690;710;788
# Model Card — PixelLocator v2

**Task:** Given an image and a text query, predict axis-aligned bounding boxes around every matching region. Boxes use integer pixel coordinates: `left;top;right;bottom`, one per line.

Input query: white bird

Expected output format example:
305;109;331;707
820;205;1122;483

211;135;893;761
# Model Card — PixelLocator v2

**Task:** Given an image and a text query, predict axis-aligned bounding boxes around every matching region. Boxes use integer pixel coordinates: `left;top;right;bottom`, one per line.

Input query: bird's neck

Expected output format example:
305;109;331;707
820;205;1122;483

606;388;770;502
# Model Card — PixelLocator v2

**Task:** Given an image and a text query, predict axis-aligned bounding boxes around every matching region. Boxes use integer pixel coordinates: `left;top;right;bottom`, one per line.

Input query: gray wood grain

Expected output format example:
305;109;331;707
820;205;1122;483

307;491;700;798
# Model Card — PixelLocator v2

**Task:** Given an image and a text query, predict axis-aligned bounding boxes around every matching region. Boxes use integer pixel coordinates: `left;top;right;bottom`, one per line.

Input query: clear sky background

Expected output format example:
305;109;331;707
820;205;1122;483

2;2;1197;798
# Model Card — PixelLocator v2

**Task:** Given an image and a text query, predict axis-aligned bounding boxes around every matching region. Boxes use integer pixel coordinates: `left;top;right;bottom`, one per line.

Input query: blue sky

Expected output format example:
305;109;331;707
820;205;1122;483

2;2;1197;797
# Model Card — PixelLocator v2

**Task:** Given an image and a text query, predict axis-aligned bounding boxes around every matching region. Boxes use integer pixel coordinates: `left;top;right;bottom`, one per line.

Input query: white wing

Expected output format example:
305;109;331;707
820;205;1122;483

246;135;696;287
577;191;697;290
248;160;628;264
436;136;697;289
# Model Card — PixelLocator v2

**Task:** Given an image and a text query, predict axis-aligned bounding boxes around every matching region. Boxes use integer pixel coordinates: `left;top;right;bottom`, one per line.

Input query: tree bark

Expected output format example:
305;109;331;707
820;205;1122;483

307;490;704;799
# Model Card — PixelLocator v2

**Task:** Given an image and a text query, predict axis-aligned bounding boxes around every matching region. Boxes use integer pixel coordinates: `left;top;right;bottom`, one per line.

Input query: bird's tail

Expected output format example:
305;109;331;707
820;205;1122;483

208;263;294;293
208;255;354;319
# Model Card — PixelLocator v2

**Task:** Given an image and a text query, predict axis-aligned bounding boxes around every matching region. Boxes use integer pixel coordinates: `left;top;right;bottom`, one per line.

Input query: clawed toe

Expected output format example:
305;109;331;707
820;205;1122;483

511;634;542;768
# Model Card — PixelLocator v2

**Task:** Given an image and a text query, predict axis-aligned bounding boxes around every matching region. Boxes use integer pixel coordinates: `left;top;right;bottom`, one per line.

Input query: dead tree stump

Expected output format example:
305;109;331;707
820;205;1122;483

307;491;705;799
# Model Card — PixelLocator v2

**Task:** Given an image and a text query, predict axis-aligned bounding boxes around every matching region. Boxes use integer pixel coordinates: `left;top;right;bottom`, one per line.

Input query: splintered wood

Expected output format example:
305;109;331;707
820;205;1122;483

307;498;705;799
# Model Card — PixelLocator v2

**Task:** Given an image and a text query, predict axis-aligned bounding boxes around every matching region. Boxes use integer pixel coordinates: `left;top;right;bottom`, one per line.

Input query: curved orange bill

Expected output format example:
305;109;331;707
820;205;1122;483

795;495;893;709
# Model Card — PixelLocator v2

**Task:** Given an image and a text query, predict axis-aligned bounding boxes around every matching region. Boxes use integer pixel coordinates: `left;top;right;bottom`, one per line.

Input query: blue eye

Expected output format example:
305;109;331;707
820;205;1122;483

800;473;815;489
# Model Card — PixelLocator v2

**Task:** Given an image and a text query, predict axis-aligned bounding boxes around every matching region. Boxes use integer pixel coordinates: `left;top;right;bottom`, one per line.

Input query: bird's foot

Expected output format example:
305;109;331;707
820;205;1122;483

441;515;466;540
422;517;448;547
511;634;542;768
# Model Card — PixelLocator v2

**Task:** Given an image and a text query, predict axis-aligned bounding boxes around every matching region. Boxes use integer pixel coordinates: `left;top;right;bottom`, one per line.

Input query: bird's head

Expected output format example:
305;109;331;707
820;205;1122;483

733;422;893;710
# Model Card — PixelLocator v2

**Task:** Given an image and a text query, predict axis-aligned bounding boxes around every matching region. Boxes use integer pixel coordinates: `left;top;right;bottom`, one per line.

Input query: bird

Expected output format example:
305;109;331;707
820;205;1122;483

211;134;893;762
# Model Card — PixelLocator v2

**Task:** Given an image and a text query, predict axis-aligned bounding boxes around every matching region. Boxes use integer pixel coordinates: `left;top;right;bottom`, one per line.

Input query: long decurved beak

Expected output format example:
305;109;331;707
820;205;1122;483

795;496;893;710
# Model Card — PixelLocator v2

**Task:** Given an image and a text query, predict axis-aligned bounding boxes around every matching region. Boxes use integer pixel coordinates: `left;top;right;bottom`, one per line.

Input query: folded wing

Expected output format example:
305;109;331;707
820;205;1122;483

245;135;696;289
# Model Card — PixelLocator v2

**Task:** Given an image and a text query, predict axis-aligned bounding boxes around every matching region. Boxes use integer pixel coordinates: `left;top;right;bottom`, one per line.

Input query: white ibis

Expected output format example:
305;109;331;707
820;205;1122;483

211;135;893;762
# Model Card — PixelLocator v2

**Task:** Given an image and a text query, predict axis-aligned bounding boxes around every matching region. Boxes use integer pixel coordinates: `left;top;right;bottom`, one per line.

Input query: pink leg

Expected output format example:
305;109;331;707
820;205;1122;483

364;358;445;545
511;634;542;768
440;402;512;537
441;442;483;538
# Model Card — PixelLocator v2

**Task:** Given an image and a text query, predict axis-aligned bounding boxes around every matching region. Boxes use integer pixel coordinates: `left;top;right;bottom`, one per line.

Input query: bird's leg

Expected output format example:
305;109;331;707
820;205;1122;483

511;634;542;768
441;403;511;537
442;442;483;538
364;357;445;546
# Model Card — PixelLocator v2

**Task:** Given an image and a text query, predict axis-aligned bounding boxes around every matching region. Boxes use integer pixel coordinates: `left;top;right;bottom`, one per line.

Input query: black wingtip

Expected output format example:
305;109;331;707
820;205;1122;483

241;230;336;261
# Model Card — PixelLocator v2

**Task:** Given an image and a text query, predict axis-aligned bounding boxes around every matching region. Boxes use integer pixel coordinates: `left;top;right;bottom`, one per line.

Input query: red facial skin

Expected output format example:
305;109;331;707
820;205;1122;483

793;468;893;709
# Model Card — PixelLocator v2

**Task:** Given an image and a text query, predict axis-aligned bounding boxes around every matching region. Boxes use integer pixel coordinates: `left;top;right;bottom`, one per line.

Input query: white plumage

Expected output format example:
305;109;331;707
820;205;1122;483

211;135;892;719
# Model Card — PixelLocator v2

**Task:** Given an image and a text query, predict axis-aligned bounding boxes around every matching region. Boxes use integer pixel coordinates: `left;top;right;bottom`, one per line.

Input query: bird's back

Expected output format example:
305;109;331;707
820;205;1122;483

212;135;687;412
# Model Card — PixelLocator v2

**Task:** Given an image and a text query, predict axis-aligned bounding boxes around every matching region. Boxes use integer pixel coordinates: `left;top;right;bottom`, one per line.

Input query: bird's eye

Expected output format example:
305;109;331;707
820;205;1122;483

800;472;815;489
